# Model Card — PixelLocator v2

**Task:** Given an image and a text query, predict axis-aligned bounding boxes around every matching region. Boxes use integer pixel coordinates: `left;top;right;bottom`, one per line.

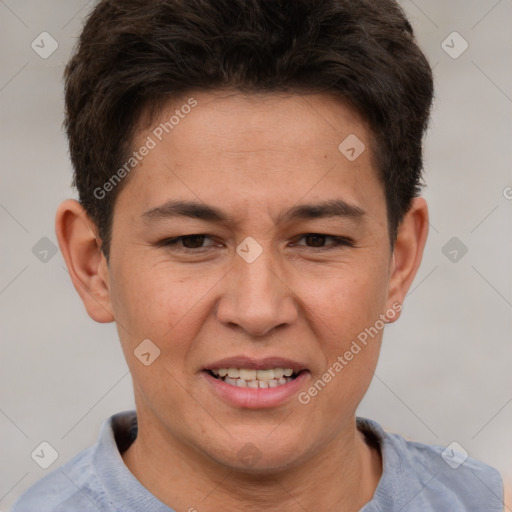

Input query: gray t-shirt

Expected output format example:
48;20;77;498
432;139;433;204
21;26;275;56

11;410;504;511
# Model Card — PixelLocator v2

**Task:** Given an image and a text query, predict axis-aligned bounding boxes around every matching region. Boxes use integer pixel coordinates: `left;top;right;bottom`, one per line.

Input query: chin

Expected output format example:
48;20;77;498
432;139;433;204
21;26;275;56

205;433;312;475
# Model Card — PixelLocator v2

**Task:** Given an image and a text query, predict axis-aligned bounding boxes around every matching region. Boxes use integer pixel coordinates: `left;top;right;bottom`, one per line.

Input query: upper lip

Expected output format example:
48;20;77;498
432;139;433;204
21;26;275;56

204;356;308;374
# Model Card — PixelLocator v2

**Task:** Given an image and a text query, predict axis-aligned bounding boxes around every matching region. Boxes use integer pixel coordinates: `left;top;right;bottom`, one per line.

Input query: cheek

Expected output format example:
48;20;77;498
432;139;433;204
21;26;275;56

319;262;388;403
110;260;222;353
298;258;390;345
298;266;387;423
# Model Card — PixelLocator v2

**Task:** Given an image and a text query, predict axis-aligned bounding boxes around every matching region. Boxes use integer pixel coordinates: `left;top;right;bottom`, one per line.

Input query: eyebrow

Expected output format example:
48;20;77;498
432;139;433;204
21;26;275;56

141;199;366;225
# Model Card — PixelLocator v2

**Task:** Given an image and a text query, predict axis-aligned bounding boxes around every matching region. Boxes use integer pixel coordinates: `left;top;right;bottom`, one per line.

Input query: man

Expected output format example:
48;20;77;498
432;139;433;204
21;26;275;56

12;0;504;510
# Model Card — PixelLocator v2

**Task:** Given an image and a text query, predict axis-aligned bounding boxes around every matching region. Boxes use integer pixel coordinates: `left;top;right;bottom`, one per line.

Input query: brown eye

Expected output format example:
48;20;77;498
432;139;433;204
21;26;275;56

304;234;327;247
159;234;215;250
181;235;207;248
293;234;353;249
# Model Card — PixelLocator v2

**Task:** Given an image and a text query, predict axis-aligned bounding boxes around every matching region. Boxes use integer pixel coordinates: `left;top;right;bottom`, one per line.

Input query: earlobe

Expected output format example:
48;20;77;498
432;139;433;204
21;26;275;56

386;197;429;321
55;199;115;323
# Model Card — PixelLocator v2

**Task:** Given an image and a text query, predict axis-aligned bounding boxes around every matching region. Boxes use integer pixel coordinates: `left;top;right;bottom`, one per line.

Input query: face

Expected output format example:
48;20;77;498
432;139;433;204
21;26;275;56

97;91;403;471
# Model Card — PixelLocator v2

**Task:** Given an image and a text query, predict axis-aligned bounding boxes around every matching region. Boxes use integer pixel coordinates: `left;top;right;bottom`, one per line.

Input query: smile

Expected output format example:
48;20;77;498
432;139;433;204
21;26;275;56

208;368;297;388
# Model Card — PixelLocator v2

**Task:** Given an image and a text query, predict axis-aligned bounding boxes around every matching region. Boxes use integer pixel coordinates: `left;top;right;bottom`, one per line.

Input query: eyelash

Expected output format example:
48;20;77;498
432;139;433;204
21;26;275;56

159;234;354;251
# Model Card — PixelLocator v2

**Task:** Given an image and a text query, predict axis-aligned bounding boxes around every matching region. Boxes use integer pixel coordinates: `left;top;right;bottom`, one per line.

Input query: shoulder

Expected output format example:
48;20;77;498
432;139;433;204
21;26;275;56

10;445;107;512
393;433;503;510
10;411;137;512
358;418;504;512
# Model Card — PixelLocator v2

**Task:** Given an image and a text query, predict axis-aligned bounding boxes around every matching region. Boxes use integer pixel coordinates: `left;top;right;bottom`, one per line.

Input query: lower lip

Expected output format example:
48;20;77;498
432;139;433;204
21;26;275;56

203;371;310;409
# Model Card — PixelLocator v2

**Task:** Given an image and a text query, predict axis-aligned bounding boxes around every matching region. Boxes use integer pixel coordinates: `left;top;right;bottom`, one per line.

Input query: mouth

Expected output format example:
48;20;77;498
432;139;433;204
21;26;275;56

202;357;310;408
206;367;303;389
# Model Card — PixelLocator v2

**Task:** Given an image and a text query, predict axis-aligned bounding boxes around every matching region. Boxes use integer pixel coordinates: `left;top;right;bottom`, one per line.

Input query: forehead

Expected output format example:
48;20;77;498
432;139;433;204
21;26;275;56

148;90;371;152
116;90;386;227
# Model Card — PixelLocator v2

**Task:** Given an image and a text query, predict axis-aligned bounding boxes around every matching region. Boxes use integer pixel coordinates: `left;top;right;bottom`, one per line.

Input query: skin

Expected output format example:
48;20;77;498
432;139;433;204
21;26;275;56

56;90;429;511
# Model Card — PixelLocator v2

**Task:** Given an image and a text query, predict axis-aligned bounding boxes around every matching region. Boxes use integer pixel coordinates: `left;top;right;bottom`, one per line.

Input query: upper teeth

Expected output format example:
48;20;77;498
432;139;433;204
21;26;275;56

212;368;294;380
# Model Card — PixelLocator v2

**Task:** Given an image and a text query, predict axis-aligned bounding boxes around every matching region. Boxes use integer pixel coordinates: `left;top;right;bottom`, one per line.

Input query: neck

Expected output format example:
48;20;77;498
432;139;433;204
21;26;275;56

121;412;382;512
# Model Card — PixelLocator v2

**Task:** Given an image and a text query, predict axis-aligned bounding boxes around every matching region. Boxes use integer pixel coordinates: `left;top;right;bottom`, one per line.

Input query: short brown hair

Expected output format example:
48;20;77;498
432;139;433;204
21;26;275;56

64;0;434;259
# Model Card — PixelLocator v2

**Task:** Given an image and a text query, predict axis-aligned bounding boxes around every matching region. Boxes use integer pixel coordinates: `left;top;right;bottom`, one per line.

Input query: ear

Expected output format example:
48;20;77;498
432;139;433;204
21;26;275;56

55;199;114;323
385;197;429;322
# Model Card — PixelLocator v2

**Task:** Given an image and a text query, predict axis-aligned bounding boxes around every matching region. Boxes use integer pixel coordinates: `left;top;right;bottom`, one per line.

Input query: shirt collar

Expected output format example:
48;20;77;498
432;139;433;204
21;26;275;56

92;410;175;511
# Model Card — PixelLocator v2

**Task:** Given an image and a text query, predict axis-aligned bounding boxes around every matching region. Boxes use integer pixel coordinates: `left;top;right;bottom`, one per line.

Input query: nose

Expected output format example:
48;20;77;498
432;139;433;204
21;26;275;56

216;246;299;337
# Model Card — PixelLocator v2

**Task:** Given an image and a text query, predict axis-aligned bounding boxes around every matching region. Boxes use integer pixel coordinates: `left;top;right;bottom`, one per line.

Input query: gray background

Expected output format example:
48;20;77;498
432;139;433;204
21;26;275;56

1;0;511;509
